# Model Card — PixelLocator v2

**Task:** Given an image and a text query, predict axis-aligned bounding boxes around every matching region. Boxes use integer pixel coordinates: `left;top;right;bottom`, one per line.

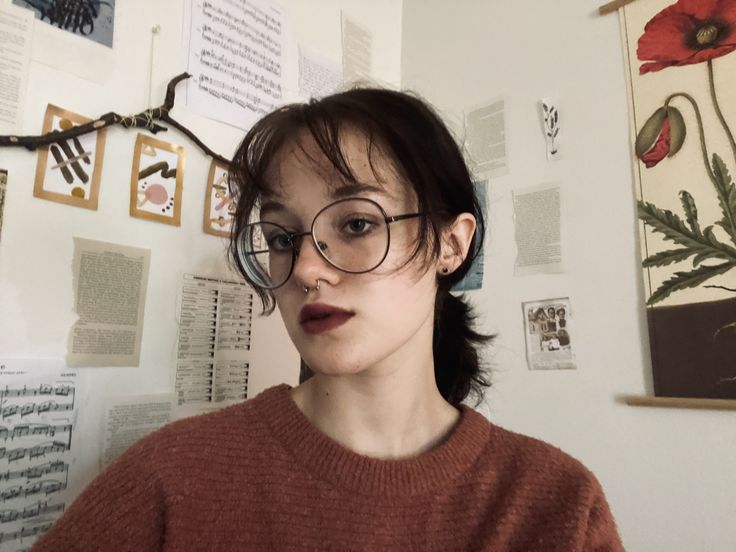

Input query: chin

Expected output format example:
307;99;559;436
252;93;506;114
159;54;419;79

300;352;368;378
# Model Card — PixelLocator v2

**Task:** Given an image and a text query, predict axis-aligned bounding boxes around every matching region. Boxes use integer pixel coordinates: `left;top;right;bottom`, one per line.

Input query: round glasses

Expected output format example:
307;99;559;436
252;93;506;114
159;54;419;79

236;197;426;289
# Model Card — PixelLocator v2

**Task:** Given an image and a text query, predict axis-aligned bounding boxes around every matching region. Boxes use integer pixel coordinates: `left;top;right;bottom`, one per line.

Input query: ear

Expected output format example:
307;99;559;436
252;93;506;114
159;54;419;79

438;213;477;273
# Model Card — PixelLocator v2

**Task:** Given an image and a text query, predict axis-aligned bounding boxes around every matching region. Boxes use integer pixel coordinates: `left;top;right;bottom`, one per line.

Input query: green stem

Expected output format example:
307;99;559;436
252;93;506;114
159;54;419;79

707;59;736;169
664;92;715;182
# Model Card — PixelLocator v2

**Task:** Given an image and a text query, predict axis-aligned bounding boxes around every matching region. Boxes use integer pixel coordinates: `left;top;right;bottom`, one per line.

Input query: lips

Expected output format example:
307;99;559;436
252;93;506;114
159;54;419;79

299;303;354;335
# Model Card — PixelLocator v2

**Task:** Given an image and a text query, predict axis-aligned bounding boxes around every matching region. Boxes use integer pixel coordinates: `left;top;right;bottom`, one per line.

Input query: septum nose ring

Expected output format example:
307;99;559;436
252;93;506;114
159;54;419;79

303;279;321;294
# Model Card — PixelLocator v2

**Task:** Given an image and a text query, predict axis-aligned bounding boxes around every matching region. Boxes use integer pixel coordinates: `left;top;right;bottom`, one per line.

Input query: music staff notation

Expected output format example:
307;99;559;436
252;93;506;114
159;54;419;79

0;521;53;544
0;460;67;483
0;424;72;442
0;441;70;463
0;500;65;524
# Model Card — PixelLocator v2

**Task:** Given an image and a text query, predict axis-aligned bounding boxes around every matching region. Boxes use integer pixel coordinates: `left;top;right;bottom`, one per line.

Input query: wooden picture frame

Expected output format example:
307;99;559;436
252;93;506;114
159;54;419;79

129;134;185;226
203;159;235;238
33;104;107;210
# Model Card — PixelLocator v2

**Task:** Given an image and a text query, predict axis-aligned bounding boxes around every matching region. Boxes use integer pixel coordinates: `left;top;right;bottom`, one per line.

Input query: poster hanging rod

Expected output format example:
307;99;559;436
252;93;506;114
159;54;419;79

623;396;736;411
599;0;637;15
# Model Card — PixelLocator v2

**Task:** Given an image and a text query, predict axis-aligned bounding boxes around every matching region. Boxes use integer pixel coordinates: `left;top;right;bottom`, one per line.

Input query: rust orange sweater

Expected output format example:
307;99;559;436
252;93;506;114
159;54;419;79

32;384;623;551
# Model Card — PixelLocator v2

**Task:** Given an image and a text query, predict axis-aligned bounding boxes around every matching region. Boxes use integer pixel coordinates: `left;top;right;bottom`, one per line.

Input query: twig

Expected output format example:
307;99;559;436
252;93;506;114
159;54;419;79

0;73;231;167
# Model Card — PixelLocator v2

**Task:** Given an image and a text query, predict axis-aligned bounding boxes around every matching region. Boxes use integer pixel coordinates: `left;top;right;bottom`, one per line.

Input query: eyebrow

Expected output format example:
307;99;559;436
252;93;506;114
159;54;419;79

259;183;392;215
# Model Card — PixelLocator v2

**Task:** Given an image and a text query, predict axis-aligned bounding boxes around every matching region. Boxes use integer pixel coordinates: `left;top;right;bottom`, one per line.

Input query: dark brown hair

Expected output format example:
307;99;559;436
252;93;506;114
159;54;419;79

228;88;492;406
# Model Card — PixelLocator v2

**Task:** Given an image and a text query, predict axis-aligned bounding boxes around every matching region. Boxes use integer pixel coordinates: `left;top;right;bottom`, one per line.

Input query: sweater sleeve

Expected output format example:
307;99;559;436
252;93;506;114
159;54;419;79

30;435;166;552
583;485;624;552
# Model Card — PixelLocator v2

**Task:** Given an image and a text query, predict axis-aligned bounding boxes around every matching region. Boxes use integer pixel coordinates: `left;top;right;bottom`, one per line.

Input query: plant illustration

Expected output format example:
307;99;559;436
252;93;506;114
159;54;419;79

635;0;736;306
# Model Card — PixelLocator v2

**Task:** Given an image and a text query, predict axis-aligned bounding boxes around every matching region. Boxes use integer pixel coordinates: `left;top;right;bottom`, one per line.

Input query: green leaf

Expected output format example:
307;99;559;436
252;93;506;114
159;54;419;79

679;190;701;235
647;261;735;305
692;250;724;266
638;201;736;260
711;153;736;244
642;248;696;267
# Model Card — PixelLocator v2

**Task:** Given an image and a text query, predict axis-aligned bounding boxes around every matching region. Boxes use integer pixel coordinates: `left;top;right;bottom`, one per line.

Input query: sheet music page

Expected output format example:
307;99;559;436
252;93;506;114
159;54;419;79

0;360;81;551
175;274;253;405
183;0;286;129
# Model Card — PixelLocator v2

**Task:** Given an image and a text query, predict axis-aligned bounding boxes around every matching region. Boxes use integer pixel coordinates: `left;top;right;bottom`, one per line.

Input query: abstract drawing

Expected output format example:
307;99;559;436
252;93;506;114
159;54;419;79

129;134;185;226
13;0;115;47
33;104;106;210
203;160;235;238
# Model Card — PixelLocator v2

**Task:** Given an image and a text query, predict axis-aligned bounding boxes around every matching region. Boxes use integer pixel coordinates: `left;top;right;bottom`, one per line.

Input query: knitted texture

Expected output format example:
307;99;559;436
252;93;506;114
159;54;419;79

32;384;623;551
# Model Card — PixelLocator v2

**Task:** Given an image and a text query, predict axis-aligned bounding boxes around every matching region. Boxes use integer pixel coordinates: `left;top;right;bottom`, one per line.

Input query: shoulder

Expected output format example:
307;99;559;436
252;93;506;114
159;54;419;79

473;416;607;502
118;385;282;469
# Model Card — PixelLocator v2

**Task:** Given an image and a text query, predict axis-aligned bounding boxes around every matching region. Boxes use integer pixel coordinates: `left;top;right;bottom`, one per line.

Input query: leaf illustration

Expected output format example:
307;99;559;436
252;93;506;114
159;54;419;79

679;190;701;235
638;201;736;259
642;248;696;267
711;153;736;244
692;249;725;266
647;261;735;305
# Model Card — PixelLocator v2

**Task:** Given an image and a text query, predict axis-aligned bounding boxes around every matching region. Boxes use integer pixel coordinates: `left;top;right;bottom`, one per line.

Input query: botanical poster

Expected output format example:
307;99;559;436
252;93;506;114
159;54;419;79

623;0;736;398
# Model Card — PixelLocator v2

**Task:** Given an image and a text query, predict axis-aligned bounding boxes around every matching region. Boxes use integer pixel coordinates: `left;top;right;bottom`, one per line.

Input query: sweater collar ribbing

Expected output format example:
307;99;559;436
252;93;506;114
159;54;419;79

253;383;491;497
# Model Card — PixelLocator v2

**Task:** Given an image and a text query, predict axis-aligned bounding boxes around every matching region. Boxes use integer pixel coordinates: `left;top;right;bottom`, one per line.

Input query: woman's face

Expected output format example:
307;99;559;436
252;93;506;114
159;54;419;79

260;130;441;378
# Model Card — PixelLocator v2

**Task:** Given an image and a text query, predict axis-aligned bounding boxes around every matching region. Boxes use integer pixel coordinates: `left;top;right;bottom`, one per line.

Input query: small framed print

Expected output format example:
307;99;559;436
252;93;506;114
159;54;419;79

33;104;107;210
203;160;235;237
130;134;185;226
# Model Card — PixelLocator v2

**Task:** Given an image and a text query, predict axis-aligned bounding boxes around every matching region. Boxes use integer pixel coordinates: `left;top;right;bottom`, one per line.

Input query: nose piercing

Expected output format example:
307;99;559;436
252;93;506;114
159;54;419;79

303;279;321;293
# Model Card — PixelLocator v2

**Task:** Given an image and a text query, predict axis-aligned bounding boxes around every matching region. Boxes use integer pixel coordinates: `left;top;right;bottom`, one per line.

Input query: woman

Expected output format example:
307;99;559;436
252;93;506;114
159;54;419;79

32;89;622;551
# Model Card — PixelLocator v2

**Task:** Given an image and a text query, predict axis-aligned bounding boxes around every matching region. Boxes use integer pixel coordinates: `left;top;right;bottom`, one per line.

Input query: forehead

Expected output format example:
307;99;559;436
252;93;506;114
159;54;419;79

260;129;411;214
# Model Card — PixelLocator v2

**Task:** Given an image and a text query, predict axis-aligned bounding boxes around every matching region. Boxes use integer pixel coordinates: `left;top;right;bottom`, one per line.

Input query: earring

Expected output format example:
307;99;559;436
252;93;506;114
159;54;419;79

441;267;449;274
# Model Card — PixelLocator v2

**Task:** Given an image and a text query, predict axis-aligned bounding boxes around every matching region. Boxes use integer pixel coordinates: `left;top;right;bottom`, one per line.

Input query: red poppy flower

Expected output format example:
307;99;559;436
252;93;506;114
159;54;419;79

638;0;736;74
635;106;686;168
641;117;672;167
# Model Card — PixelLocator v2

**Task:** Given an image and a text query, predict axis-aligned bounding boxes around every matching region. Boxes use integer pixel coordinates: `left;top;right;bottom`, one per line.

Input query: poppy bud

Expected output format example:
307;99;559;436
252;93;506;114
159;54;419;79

635;106;686;168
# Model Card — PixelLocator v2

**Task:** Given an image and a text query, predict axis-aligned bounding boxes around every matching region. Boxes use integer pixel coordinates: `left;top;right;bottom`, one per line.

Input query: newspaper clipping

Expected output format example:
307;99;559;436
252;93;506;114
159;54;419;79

66;238;151;367
522;297;575;370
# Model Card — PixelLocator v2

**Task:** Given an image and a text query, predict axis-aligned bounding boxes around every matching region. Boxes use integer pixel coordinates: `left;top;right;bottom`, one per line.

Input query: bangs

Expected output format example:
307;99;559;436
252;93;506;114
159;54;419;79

238;105;392;205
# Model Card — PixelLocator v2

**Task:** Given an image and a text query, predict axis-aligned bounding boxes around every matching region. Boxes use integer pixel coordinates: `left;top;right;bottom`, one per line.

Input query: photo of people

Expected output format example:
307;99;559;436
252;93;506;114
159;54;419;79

523;298;575;370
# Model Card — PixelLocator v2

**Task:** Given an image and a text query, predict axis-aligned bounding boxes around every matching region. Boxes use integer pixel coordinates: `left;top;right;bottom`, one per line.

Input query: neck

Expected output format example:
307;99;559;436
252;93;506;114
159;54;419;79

290;371;460;459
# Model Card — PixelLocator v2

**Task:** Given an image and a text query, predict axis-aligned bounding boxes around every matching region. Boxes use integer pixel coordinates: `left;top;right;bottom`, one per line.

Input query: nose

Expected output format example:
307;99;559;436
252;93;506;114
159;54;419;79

290;233;337;289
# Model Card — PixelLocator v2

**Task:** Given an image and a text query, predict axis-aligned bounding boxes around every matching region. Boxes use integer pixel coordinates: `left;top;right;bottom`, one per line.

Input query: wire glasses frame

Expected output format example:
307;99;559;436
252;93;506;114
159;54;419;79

236;197;428;290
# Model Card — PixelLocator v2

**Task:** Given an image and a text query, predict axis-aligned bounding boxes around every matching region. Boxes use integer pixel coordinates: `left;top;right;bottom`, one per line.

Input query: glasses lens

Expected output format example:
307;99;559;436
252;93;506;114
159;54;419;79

312;199;389;273
237;222;294;289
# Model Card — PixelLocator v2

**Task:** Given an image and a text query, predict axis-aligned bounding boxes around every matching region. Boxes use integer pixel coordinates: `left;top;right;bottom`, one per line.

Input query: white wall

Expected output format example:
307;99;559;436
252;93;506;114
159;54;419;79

0;0;402;490
401;1;736;551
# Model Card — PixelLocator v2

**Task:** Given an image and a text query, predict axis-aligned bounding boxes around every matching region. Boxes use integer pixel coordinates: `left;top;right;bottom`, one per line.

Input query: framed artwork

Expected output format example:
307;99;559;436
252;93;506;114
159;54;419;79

12;0;116;48
33;104;107;210
130;134;185;226
203;160;235;237
623;0;736;398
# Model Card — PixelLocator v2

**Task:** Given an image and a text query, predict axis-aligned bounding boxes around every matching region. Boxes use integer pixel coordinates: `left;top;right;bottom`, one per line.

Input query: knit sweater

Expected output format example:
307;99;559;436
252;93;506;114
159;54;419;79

32;384;623;551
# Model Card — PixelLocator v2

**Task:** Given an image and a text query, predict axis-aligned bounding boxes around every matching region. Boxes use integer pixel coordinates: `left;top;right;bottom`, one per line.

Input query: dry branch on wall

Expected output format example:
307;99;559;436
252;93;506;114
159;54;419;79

0;73;231;167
